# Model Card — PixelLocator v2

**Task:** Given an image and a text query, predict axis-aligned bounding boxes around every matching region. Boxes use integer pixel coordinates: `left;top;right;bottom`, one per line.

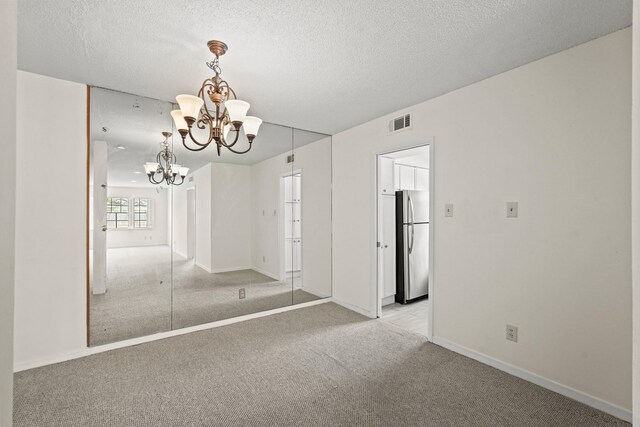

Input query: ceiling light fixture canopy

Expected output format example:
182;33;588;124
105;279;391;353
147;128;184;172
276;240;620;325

172;39;262;156
144;132;189;185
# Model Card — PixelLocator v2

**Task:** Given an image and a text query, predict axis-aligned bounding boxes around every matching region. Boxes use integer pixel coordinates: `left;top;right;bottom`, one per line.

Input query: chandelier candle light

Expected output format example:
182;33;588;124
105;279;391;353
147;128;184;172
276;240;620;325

144;132;189;185
171;40;263;156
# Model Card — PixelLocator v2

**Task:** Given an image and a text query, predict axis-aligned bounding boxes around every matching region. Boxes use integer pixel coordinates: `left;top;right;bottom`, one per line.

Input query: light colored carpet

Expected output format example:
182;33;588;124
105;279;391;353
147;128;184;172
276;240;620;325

15;303;628;426
90;246;319;346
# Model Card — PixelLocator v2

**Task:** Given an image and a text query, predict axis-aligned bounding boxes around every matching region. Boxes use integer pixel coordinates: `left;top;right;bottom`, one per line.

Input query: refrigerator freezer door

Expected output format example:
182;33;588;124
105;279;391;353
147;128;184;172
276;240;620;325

403;190;429;224
403;223;429;300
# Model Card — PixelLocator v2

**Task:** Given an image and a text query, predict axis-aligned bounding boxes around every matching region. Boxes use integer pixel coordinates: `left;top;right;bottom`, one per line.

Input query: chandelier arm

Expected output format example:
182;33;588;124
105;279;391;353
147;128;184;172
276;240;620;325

198;82;215;120
225;142;253;155
181;119;214;151
173;175;185;186
181;137;210;152
148;172;163;185
220;127;242;148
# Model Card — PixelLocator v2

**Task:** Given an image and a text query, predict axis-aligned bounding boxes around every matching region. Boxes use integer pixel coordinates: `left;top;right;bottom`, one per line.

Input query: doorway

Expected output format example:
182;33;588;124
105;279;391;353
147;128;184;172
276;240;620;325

281;171;302;288
375;143;433;339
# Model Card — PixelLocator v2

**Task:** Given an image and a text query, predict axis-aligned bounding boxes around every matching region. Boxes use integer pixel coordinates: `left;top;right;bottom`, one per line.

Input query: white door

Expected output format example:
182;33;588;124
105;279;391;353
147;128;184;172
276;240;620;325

379;156;395;195
381;195;396;298
293;239;302;271
285;238;294;272
92;140;108;294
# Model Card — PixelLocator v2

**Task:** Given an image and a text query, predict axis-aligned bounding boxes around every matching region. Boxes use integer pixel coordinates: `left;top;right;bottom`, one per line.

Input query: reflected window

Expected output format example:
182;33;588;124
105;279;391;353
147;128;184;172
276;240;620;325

133;198;150;229
106;197;129;229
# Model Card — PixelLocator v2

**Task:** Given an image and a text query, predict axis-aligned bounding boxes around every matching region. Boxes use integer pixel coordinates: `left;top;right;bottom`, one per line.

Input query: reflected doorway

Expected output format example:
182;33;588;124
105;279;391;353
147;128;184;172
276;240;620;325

281;171;302;289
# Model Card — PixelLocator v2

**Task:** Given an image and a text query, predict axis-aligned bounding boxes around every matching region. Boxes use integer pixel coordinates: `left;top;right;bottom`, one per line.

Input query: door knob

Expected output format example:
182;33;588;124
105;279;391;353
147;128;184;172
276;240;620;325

101;226;107;232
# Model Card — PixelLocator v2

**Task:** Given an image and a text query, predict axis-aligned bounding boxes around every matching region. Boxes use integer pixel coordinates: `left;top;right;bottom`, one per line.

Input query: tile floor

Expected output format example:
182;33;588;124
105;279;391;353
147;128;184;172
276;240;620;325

379;298;429;336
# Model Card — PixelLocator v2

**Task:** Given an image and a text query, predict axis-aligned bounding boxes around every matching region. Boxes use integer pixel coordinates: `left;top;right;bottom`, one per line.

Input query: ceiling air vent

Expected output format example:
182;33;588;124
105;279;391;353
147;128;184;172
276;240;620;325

285;154;295;164
389;113;412;134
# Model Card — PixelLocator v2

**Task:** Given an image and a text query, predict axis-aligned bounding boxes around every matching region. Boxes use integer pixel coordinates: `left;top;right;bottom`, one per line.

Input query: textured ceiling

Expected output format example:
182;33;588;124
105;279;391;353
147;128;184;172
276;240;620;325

19;0;631;135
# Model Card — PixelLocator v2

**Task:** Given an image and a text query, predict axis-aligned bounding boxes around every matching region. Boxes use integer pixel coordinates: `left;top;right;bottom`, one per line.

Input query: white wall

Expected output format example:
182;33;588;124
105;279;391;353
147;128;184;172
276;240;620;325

0;2;16;424
14;71;87;367
210;163;252;272
250;137;332;296
105;186;169;248
332;29;632;411
172;183;190;258
193;164;212;272
632;2;639;424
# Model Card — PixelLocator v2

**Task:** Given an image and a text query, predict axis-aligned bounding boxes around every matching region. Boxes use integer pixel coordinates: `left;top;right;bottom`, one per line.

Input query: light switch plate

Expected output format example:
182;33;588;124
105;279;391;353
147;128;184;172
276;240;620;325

506;202;518;218
445;204;454;217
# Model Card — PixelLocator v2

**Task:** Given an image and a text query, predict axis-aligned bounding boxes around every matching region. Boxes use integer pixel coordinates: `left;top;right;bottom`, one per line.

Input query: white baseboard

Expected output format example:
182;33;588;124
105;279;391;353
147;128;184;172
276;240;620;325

14;298;332;373
431;336;631;423
194;261;212;273
210;266;251;274
381;295;395;306
251;267;280;281
331;297;375;318
301;286;331;299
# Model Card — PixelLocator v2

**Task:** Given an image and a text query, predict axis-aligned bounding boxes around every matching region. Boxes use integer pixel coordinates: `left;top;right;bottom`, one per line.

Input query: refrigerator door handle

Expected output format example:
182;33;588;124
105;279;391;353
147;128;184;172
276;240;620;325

408;194;415;254
408;194;415;225
409;223;414;254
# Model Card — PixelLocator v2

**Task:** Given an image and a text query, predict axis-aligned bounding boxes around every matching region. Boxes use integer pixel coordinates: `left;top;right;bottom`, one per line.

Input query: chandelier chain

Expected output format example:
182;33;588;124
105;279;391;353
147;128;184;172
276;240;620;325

206;57;222;76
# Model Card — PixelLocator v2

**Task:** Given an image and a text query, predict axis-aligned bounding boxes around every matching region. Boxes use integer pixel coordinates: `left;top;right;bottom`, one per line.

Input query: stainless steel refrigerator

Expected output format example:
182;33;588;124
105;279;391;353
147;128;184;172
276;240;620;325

395;190;429;304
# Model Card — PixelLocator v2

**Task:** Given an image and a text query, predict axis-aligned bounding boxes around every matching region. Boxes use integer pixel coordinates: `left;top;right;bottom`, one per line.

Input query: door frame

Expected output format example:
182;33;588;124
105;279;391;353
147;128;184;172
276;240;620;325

372;138;435;341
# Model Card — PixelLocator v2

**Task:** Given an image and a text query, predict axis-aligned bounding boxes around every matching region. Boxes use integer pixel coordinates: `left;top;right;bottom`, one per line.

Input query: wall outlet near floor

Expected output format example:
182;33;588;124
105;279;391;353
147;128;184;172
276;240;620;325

239;288;246;299
262;256;266;262
445;203;454;217
506;324;518;342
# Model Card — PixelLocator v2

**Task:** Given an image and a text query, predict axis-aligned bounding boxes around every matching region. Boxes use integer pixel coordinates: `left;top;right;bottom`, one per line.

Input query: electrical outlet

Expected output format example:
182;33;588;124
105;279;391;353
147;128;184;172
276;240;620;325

445;204;454;217
506;202;518;218
506;324;518;342
239;288;246;299
262;256;266;262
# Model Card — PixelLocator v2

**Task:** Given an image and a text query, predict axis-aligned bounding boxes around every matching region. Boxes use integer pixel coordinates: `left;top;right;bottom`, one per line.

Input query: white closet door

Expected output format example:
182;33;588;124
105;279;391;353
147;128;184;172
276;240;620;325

285;239;294;272
294;239;302;271
293;203;301;238
379;156;395;195
382;195;396;298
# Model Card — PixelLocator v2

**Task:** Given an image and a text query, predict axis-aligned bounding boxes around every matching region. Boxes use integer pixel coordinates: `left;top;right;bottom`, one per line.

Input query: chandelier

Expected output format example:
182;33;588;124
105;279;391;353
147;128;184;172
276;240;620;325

171;40;263;156
143;132;189;185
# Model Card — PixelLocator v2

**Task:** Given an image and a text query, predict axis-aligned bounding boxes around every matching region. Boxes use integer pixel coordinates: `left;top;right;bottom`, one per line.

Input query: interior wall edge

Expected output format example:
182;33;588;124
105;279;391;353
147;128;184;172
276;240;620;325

631;1;640;424
0;1;17;425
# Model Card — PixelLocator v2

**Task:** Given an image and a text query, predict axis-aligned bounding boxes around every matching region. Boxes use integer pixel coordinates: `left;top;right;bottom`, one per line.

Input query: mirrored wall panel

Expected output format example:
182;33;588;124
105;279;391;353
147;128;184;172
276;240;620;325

89;87;332;345
89;89;174;346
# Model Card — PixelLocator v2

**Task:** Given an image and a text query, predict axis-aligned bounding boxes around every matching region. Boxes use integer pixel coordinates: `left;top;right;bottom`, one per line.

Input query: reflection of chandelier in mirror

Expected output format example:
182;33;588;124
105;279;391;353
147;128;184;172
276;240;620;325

171;39;263;156
143;132;189;185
